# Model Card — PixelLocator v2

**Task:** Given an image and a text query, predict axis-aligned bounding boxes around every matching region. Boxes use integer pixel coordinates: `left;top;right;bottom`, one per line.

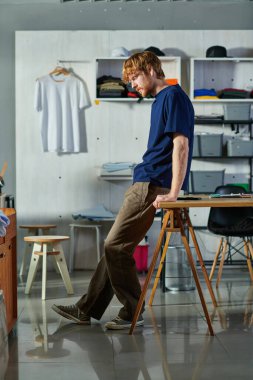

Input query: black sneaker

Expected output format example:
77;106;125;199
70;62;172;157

52;304;90;325
104;315;144;330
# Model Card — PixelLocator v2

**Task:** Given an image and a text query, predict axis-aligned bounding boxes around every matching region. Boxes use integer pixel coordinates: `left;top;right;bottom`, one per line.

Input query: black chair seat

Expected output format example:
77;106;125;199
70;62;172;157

208;217;253;237
207;185;253;287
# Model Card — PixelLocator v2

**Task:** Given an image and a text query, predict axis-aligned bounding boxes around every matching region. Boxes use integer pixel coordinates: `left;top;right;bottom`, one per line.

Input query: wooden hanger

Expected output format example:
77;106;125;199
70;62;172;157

49;66;70;76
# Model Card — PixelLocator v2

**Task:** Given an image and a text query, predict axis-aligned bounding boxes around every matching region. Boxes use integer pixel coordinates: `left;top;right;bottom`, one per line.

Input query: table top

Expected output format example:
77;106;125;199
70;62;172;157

159;196;253;209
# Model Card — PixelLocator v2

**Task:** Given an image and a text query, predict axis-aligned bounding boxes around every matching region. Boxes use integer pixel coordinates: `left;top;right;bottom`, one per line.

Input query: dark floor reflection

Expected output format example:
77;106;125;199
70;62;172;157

4;270;253;380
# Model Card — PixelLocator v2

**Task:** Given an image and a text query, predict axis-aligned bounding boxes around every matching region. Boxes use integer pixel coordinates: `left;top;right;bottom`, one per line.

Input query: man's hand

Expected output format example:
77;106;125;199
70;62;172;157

153;193;178;209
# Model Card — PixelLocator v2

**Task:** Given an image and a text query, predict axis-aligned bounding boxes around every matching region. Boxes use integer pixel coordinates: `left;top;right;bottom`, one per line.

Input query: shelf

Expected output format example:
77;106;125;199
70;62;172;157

95;97;153;103
192;58;253;63
99;176;133;181
96;56;181;102
195;118;253;125
193;99;253;103
190;57;253;102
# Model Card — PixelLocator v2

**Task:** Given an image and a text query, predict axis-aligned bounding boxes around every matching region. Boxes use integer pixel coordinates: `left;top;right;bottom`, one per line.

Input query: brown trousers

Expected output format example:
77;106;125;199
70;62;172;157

76;182;169;321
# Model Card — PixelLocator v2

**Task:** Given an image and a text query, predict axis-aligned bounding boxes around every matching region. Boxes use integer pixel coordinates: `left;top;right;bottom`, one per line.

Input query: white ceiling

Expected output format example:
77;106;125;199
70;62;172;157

0;0;251;4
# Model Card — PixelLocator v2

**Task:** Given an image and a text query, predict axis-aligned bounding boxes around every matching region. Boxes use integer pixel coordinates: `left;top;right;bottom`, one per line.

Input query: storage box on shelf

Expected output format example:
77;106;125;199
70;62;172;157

95;57;181;101
190;170;225;194
195;133;223;157
192;118;253;193
227;139;253;157
224;103;252;120
224;173;250;192
190;58;253;103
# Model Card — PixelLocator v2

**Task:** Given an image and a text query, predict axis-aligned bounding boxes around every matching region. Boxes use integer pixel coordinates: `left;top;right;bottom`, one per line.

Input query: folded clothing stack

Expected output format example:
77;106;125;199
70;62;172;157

97;76;127;98
125;83;141;99
218;88;250;99
0;210;10;237
194;88;218;100
72;204;115;221
102;162;135;172
101;162;135;176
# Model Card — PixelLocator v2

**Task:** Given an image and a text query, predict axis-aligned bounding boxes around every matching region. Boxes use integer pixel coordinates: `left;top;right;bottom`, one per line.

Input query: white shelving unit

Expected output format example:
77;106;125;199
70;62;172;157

95;56;181;102
190;58;253;103
99;175;132;181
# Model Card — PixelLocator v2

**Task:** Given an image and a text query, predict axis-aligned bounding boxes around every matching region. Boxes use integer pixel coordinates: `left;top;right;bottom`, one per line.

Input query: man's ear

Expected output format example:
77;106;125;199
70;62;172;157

148;65;156;78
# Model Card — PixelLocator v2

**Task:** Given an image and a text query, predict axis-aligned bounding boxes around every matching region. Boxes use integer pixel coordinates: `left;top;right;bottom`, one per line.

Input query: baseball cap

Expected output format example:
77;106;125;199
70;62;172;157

206;46;227;58
144;46;165;57
111;47;130;57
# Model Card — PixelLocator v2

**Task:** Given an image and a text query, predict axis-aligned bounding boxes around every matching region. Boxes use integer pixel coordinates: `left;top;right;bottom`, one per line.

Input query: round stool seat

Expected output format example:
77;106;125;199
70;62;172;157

19;225;57;277
24;235;69;243
20;225;56;230
24;235;73;299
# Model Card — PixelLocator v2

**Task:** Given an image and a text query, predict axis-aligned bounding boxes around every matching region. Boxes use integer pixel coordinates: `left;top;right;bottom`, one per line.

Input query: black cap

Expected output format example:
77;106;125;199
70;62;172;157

206;45;227;58
144;46;165;57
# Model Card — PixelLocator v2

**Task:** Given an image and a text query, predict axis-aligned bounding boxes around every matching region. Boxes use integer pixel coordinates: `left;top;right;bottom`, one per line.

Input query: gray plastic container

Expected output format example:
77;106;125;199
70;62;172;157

199;133;223;156
191;170;225;193
224;172;249;184
227;139;253;157
192;135;200;157
223;103;251;121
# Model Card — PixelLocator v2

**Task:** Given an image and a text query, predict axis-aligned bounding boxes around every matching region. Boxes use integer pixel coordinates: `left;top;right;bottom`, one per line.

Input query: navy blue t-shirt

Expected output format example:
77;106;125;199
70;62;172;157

133;84;194;190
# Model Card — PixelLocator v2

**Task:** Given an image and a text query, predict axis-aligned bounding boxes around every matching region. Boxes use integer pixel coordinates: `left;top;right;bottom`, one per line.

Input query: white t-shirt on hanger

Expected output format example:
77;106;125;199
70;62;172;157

35;73;89;153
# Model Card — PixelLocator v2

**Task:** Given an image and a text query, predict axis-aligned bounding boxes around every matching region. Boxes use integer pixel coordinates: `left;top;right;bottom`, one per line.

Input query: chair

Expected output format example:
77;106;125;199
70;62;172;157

24;235;74;300
208;185;253;287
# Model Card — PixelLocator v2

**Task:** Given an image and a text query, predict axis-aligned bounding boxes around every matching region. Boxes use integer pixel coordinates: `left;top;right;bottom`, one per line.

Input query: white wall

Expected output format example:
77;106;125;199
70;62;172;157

15;30;253;269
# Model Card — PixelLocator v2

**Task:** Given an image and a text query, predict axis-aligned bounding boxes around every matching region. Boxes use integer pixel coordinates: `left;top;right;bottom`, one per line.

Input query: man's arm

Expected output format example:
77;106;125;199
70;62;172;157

153;133;189;209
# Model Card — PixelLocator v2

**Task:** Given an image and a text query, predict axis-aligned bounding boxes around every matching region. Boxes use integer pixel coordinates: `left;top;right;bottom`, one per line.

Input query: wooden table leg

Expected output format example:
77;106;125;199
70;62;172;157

183;208;217;308
148;230;173;306
175;210;214;336
244;240;253;281
209;238;223;281
130;207;216;336
129;211;172;335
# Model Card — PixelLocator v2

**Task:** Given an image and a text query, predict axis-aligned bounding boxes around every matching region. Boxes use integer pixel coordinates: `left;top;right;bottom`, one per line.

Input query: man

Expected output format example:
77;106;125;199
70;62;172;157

52;51;194;330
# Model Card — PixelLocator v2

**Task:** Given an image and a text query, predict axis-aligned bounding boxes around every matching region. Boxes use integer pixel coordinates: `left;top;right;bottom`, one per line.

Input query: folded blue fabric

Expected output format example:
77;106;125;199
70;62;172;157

102;162;135;172
0;210;10;237
194;88;217;97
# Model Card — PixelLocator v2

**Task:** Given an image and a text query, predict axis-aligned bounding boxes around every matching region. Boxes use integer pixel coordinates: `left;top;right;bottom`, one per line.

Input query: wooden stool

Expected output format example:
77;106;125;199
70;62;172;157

24;235;74;300
19;225;56;276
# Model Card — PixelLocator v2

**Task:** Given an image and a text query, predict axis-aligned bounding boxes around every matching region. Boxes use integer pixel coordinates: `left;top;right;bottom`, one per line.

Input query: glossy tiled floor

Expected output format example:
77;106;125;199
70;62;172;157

3;267;253;380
